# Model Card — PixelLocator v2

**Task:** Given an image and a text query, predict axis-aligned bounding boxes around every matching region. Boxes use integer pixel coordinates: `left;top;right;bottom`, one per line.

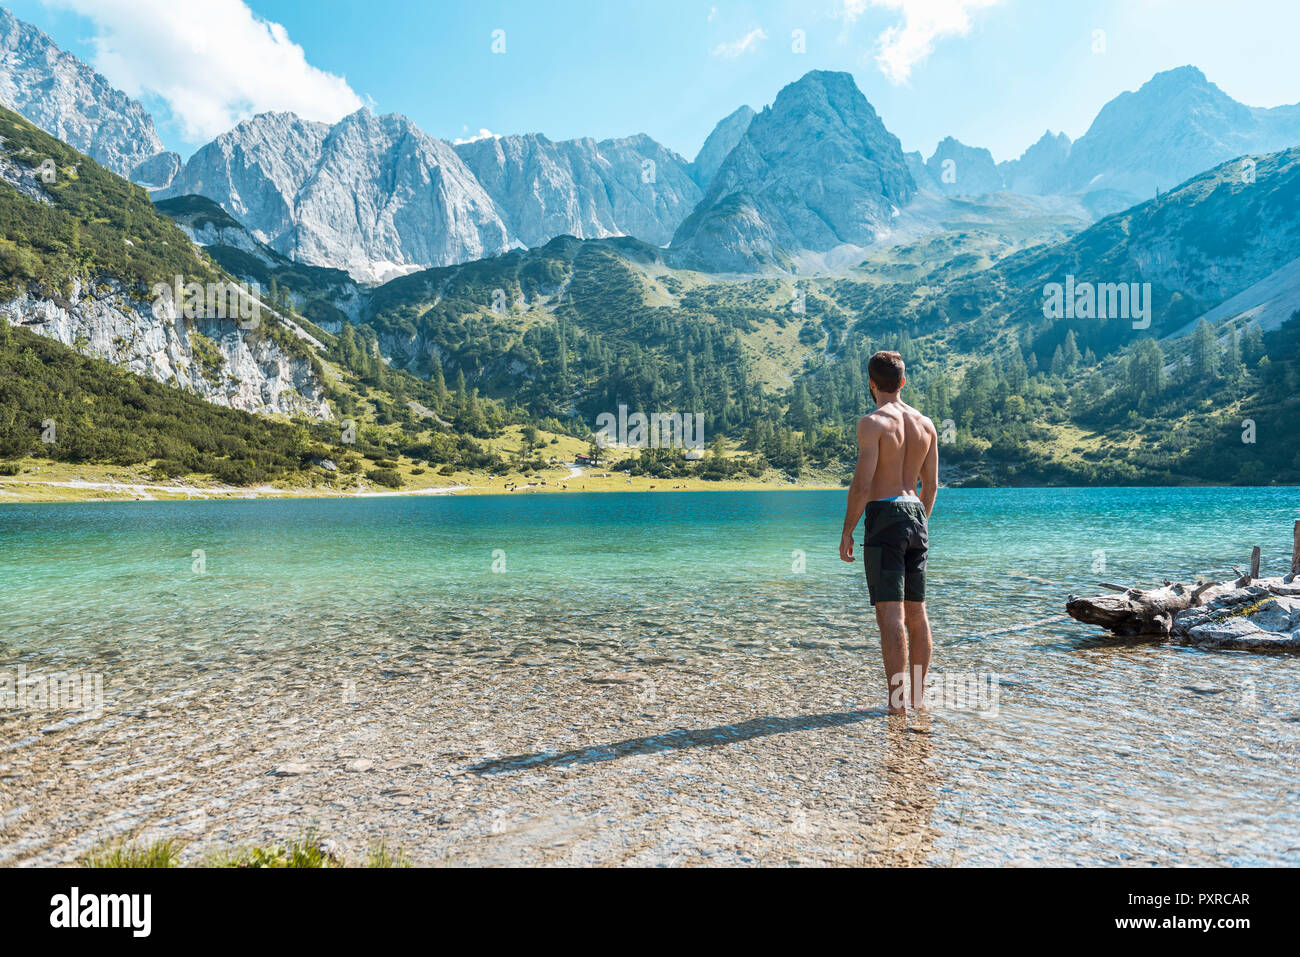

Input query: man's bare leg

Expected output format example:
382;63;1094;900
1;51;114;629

874;601;909;714
904;601;932;710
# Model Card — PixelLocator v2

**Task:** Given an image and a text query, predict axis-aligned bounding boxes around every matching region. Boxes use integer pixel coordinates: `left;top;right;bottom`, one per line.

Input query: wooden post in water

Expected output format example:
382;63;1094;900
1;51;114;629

1292;521;1300;579
1251;546;1261;580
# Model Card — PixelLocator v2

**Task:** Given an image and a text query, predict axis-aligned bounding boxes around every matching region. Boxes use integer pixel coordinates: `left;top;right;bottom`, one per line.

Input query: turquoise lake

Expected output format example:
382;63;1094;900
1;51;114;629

2;487;1298;865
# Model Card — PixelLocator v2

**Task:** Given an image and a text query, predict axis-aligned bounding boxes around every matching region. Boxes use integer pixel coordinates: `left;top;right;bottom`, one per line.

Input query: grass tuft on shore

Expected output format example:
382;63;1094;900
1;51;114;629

365;839;412;868
207;829;339;868
80;831;414;868
81;838;184;868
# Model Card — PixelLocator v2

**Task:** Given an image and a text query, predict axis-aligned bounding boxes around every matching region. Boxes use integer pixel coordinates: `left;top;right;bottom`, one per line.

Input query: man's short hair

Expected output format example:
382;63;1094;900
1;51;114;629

868;351;905;392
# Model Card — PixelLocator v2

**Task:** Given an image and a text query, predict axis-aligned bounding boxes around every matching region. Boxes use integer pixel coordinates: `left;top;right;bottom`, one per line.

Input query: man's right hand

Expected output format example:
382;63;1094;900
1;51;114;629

839;530;855;563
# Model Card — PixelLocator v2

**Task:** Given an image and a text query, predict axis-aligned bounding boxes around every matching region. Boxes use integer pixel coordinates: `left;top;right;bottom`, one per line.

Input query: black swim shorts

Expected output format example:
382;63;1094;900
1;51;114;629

862;498;928;605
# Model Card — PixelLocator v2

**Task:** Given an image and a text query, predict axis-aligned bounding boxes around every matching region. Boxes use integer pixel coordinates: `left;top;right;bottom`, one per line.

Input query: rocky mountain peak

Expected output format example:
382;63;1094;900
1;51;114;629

0;7;178;186
671;70;914;271
926;136;1004;196
689;105;755;189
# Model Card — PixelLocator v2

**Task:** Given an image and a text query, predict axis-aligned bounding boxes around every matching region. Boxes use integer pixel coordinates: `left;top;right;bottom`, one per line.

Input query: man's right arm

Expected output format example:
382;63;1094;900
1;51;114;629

920;418;939;518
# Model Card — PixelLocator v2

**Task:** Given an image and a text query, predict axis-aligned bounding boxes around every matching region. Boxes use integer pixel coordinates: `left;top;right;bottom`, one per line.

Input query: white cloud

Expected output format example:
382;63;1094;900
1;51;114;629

711;27;768;59
453;128;497;145
708;6;719;22
46;0;364;142
841;0;1002;83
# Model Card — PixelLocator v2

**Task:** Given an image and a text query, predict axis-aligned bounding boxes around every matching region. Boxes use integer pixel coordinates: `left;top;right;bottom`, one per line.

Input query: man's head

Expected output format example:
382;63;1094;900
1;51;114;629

868;350;906;399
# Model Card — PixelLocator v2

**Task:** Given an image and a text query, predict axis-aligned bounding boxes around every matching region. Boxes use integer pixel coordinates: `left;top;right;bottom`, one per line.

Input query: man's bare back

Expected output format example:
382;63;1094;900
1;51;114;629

862;401;938;504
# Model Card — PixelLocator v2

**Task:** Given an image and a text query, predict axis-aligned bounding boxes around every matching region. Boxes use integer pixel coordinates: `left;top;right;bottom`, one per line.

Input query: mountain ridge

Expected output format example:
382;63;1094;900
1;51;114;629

4;0;1300;282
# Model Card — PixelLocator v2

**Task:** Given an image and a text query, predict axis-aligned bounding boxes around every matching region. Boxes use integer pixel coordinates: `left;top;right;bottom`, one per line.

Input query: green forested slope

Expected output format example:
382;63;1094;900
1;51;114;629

336;151;1300;485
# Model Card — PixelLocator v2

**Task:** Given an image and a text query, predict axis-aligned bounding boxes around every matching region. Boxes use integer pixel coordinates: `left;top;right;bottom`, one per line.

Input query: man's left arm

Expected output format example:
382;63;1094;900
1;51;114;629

839;416;878;562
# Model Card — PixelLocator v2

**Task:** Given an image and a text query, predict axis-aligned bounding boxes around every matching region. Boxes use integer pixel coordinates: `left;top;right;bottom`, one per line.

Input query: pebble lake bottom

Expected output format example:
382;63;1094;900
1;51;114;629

1;487;1297;865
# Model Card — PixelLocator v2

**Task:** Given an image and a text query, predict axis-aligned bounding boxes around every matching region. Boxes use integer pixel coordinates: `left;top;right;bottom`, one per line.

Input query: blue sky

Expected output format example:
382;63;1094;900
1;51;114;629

10;0;1300;163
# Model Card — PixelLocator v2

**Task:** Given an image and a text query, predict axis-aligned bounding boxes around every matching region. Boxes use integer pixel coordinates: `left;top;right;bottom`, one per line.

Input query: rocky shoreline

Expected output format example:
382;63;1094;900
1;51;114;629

0;649;950;868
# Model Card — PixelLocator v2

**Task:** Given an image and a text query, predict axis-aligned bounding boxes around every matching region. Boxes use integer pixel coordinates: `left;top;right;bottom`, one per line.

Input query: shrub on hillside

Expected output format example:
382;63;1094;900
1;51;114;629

366;468;402;488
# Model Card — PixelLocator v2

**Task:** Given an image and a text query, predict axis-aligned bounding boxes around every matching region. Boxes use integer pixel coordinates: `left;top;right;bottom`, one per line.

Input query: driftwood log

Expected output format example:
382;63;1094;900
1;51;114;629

1065;581;1233;636
1066;522;1300;644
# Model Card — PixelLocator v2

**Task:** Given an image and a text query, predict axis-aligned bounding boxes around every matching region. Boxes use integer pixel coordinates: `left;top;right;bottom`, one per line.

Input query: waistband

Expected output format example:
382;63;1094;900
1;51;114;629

865;498;927;518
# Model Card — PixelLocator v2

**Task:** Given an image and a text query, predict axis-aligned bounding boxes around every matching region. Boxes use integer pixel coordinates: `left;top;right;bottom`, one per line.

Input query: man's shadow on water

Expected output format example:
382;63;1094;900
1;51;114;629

467;710;901;775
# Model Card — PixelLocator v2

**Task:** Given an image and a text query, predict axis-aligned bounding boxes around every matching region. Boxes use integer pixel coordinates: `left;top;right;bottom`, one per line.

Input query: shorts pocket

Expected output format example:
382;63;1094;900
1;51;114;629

862;544;883;596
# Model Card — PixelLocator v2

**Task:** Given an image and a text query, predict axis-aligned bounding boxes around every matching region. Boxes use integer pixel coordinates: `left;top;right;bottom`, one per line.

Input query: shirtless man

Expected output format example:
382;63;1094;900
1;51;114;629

838;351;939;715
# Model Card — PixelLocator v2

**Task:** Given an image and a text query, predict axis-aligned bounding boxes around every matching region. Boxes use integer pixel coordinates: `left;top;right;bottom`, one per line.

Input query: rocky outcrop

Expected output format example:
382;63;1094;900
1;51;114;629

159;108;511;284
0;278;330;419
904;150;939;192
935;67;1300;217
0;8;176;186
160;108;514;283
1173;582;1300;651
160;112;330;253
178;213;268;258
155;194;370;327
586;134;701;246
454;132;700;249
129;151;183;189
0;150;55;204
670;71;915;272
291;109;511;282
163;109;701;281
453;134;607;249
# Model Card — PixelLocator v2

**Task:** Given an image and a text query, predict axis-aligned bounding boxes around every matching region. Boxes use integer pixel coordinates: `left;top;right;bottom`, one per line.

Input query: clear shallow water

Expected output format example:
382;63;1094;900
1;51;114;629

2;487;1299;865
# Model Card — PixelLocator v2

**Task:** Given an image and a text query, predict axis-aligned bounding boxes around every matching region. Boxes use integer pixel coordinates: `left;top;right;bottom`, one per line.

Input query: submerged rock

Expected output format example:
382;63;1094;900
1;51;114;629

1249;596;1300;633
269;762;314;776
1186;616;1269;644
1173;580;1300;650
